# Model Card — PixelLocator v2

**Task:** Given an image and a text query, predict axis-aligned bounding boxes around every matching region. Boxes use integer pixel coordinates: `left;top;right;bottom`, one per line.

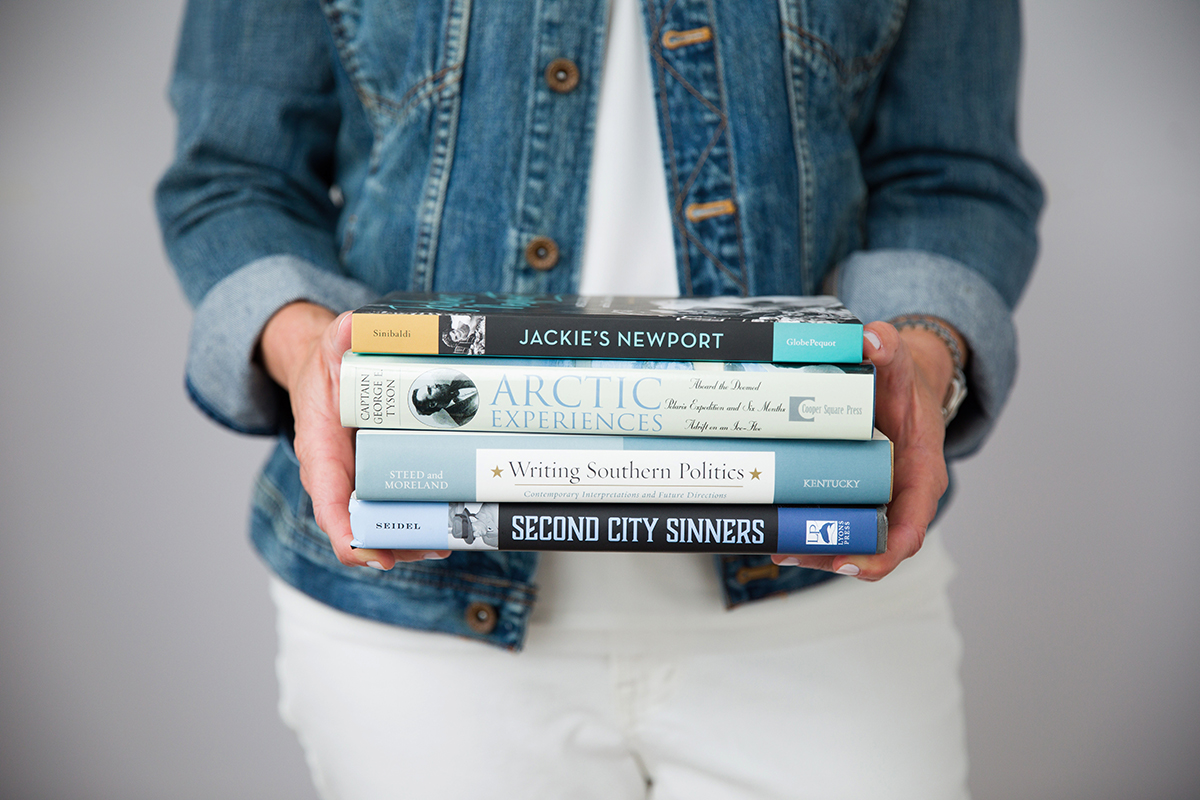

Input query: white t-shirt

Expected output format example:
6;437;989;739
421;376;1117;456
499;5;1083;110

534;0;738;629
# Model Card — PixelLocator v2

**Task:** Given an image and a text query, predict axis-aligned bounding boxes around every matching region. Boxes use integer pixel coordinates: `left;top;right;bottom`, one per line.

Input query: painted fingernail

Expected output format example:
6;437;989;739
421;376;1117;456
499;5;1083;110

777;557;800;566
366;560;387;571
864;331;882;350
836;563;861;576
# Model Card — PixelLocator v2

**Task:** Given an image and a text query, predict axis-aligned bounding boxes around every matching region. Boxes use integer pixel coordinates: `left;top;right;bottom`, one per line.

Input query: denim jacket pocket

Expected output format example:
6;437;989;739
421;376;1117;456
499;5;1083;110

319;0;470;131
773;0;907;289
320;0;472;292
779;0;907;124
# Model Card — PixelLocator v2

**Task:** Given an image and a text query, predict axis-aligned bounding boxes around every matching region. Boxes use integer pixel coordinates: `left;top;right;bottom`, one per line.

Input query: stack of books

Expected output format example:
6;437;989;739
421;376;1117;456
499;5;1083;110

341;293;892;556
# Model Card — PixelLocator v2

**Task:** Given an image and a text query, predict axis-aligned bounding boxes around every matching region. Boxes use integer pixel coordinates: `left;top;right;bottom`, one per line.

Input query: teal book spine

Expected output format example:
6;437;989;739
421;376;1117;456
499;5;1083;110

349;495;886;555
354;429;893;505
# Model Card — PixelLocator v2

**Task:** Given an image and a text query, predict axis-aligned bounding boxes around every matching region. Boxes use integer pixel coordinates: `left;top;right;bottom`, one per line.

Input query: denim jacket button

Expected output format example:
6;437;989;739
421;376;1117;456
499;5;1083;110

545;58;580;93
465;601;498;634
525;236;560;270
735;563;781;584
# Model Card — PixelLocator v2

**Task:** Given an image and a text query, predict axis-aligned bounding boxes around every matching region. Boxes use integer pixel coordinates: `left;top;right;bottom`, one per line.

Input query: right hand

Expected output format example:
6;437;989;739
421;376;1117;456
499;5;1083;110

770;322;956;580
259;301;450;569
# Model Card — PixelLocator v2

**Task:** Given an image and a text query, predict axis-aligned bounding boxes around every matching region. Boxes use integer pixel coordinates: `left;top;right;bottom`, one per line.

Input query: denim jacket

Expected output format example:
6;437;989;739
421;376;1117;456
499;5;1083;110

157;0;1043;650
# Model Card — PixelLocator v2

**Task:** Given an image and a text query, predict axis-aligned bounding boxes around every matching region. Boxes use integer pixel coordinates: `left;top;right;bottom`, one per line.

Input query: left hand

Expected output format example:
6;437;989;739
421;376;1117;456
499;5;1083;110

772;320;957;580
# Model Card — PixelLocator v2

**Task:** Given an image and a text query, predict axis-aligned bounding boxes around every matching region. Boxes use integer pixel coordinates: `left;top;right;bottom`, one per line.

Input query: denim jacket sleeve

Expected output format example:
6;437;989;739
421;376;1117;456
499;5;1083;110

831;0;1045;458
155;0;375;434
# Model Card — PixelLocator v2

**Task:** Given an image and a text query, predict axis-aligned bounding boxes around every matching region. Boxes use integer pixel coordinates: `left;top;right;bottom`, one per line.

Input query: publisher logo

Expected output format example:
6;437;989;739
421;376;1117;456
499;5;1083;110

807;520;836;545
789;396;815;422
807;519;849;546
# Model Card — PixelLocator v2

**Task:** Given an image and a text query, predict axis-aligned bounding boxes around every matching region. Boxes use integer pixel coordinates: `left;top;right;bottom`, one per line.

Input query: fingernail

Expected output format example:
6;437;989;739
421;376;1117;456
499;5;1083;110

836;563;861;576
864;331;882;350
366;560;388;571
777;557;800;566
423;552;448;560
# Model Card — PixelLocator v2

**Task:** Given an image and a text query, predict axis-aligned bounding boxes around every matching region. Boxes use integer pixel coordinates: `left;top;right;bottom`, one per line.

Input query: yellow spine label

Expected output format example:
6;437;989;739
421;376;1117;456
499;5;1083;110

352;314;440;353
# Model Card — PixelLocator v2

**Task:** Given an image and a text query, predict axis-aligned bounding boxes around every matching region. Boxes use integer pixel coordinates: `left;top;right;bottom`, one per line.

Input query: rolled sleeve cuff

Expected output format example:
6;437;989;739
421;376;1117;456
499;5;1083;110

185;255;377;434
832;249;1018;458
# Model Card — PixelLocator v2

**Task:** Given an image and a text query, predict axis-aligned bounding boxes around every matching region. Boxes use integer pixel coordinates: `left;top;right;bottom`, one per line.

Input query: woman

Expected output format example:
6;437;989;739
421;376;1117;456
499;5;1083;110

157;0;1043;796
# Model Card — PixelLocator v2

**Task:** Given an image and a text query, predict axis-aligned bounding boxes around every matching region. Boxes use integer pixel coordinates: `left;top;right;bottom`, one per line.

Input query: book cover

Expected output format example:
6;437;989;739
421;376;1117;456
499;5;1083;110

349;495;886;555
350;292;863;363
354;429;893;505
341;353;875;440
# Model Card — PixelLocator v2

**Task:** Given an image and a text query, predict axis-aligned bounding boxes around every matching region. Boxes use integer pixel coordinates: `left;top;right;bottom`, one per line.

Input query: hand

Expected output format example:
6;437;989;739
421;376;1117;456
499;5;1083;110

772;321;958;580
259;302;450;569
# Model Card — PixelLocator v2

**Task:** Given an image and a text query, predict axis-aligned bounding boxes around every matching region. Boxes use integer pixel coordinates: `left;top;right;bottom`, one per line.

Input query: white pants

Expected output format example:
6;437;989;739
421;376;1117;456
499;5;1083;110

272;535;968;800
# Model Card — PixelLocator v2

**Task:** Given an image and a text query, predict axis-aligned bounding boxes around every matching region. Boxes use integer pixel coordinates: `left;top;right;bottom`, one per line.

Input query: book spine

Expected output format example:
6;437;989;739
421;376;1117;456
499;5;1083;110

354;430;893;505
340;354;875;441
349;497;886;555
351;312;863;363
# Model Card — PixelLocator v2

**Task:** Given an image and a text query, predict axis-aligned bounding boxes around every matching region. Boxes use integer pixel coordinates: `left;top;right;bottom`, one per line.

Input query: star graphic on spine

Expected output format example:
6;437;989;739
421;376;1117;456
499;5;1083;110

749;468;762;480
491;466;504;477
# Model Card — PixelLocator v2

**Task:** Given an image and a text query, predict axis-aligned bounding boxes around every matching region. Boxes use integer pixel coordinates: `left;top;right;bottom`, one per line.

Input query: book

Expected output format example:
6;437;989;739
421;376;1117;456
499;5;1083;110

340;353;875;440
349;495;886;555
354;429;893;505
350;292;863;363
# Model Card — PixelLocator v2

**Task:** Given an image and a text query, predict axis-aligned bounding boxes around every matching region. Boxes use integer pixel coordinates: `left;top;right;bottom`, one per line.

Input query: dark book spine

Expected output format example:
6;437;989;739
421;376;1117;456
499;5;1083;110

349;498;886;555
352;312;862;363
478;315;773;360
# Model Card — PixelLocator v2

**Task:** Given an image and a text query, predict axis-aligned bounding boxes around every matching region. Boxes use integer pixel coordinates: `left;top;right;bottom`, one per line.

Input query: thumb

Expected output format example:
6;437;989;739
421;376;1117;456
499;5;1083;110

862;321;901;370
320;310;355;379
331;310;354;354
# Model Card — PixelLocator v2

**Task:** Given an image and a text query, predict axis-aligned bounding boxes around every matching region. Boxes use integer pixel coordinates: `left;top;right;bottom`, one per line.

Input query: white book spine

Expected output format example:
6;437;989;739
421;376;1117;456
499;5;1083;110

340;355;875;440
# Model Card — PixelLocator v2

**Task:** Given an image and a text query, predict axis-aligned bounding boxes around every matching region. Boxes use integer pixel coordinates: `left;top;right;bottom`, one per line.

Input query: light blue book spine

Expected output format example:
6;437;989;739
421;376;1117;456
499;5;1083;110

354;429;892;505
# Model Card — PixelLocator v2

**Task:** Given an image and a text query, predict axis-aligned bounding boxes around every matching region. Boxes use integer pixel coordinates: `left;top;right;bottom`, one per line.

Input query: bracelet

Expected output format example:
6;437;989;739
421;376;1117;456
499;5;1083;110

890;315;968;425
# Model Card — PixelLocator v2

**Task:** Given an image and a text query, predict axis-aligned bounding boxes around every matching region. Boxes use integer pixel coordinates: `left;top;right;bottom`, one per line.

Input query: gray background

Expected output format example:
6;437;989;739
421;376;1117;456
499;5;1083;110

1;1;1196;798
